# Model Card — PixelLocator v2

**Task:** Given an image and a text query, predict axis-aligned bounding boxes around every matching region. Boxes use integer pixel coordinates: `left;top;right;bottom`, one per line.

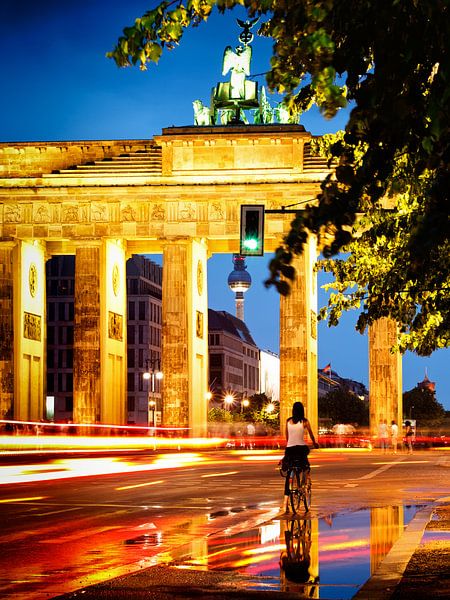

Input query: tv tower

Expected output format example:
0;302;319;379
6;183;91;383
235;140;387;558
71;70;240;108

227;254;252;321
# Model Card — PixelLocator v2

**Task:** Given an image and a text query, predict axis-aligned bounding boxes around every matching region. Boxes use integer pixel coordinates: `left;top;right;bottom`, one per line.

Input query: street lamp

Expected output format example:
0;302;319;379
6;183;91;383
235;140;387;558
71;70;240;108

241;397;250;412
224;393;234;410
266;402;275;414
143;358;163;429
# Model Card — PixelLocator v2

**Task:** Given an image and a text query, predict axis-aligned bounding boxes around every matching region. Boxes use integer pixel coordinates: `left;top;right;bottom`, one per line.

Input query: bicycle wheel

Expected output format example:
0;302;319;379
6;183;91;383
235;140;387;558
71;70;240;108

289;468;302;513
300;469;311;512
287;519;309;561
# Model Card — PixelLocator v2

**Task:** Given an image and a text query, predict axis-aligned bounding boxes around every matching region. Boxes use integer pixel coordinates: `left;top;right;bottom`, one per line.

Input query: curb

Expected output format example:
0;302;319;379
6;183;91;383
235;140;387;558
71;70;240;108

353;505;434;600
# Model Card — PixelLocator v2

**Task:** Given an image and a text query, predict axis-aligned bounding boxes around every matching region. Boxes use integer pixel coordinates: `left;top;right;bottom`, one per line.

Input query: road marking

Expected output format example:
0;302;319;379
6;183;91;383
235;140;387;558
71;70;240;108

357;457;407;480
34;506;84;517
201;471;239;478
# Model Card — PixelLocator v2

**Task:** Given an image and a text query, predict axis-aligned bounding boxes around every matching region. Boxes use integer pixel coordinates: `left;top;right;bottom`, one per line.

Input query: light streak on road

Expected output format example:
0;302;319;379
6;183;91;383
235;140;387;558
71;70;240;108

0;495;47;503
320;538;369;551
0;453;208;485
116;480;164;490
0;433;226;453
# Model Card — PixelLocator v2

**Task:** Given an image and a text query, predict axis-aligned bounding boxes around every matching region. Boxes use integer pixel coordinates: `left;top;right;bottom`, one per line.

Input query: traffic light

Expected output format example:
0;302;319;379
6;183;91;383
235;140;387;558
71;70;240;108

240;204;265;256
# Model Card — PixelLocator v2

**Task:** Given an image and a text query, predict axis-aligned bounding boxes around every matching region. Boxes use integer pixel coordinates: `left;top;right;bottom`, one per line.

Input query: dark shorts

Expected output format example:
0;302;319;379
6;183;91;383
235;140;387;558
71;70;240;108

283;445;310;470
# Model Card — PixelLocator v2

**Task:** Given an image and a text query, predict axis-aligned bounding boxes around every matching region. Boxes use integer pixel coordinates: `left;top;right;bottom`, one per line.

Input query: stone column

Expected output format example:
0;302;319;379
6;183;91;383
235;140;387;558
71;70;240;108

12;240;46;421
73;240;127;425
370;505;403;573
368;317;402;437
279;236;318;435
73;245;101;424
0;243;14;419
162;239;209;436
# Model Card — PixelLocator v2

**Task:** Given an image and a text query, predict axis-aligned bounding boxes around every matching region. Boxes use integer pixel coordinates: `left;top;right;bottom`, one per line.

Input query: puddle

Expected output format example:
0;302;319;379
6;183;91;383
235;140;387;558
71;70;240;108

154;504;422;598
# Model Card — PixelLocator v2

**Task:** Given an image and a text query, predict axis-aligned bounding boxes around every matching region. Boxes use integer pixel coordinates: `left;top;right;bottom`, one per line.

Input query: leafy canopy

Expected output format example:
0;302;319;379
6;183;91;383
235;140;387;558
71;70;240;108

402;387;445;425
109;0;450;356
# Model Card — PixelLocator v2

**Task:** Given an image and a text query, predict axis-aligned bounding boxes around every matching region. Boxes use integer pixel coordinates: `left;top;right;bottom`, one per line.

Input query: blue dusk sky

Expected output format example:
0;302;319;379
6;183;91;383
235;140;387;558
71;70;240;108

1;1;448;410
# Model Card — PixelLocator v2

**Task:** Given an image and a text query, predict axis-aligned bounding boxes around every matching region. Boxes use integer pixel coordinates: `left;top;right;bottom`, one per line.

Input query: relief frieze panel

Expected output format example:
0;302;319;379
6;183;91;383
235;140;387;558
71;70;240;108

33;204;51;223
151;203;165;220
108;311;123;341
120;203;137;222
3;204;21;223
208;201;224;221
23;311;41;341
91;203;108;222
179;202;196;221
62;204;79;223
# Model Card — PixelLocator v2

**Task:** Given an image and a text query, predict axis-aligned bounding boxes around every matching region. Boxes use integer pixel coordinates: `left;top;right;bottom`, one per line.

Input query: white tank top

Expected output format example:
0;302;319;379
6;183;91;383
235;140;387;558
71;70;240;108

287;419;306;447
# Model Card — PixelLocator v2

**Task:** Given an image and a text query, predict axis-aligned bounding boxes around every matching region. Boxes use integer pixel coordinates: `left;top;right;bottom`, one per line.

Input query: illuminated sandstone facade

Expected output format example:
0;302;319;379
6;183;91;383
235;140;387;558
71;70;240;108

0;124;401;435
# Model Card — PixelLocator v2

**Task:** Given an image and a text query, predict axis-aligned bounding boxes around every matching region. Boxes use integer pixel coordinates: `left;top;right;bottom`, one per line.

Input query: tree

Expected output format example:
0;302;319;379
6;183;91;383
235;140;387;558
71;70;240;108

108;1;450;355
208;406;233;423
402;387;445;425
319;388;368;426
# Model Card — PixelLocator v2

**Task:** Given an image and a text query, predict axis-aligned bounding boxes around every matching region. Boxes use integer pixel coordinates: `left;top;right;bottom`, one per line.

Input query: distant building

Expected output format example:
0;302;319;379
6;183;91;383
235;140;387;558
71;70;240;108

126;255;162;425
46;256;75;422
417;372;436;393
260;349;280;402
46;254;162;425
318;366;368;400
227;254;252;321
208;309;259;402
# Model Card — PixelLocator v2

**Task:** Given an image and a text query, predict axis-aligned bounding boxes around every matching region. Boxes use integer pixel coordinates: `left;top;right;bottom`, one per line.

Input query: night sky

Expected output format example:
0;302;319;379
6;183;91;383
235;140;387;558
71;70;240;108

1;1;448;410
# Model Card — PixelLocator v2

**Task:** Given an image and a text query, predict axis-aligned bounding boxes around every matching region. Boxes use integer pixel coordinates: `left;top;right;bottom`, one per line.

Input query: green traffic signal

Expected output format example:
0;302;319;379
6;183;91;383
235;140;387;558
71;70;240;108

240;205;265;256
243;238;258;251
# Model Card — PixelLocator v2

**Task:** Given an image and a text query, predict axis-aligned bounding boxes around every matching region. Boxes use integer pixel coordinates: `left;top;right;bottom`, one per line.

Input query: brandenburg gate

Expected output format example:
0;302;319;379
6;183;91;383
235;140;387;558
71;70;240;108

0;124;401;436
0;20;402;437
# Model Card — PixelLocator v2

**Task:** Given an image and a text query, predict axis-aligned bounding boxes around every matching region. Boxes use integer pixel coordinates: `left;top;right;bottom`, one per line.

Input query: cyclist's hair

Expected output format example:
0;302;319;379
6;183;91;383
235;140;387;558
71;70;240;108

292;401;305;424
280;556;311;583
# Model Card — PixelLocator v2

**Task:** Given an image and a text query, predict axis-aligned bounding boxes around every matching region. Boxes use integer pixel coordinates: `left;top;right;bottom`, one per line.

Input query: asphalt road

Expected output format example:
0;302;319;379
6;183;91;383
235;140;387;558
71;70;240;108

0;448;449;599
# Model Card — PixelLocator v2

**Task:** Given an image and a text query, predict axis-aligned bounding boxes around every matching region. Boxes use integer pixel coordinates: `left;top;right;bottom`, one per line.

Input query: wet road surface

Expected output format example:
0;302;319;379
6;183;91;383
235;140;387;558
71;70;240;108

0;448;448;598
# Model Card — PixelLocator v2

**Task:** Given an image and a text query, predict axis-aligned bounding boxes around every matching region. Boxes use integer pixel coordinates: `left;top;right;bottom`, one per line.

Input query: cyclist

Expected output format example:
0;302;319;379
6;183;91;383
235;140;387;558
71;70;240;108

280;401;319;512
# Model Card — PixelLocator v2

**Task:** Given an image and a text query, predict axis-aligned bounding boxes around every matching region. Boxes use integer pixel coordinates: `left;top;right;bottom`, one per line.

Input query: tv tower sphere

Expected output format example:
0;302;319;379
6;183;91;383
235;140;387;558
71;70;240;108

228;254;252;321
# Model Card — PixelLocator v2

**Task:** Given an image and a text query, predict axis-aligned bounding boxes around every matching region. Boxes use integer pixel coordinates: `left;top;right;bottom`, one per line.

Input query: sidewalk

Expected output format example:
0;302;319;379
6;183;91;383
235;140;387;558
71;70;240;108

55;501;450;600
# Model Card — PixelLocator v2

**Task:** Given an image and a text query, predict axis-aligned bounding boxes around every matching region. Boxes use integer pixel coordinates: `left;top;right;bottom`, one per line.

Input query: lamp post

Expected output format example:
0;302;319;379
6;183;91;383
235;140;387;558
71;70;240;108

241;397;249;413
224;393;234;410
143;358;163;429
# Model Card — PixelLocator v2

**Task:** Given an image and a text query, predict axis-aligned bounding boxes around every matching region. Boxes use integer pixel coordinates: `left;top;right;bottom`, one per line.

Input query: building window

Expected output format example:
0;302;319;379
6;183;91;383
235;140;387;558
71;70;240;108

127;397;135;412
128;301;135;321
65;397;73;412
128;349;135;368
47;373;54;392
66;373;73;392
58;303;65;321
127;372;135;392
139;301;146;321
210;354;222;367
48;303;55;322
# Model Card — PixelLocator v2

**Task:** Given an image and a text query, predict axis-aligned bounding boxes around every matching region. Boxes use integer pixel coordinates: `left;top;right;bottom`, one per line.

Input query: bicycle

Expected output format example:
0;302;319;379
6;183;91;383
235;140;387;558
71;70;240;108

281;459;311;513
